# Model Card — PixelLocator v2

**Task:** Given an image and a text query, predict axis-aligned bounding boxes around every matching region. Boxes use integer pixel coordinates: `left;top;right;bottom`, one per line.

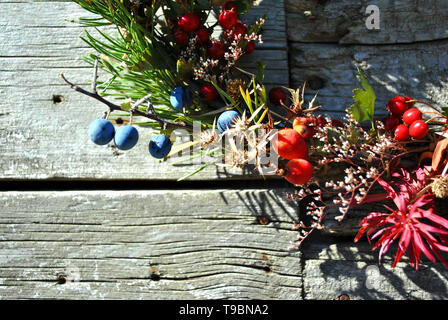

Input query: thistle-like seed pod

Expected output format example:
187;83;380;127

431;177;448;199
226;79;247;104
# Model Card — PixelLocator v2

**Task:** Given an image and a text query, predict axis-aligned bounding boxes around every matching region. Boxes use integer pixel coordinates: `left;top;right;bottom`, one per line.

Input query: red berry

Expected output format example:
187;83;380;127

269;87;287;105
382;114;400;131
207;41;225;59
294;125;315;140
246;40;255;54
195;27;209;44
409;120;428;139
394;124;409;141
402;108;422;126
173;30;189;46
316;116;327;127
284;159;313;186
273;128;308;160
230;22;246;39
293;117;315;140
293;117;313;126
404;96;415;108
219;10;238;30
199;83;218;102
387;96;408;116
178;13;200;32
331;119;344;128
222;1;238;14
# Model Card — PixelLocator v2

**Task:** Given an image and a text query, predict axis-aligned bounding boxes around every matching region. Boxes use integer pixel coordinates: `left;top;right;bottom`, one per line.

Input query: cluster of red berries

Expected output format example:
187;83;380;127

172;1;255;103
273;128;313;186
382;96;429;141
172;2;254;56
272;114;333;185
268;87;343;186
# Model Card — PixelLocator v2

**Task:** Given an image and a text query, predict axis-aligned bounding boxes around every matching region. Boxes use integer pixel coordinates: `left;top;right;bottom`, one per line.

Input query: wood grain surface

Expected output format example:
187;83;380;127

0;0;288;181
1;0;448;301
0;189;302;299
287;0;448;119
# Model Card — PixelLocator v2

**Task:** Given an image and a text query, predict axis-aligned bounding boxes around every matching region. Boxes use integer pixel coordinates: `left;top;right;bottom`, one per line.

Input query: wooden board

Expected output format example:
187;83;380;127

0;0;288;181
2;189;448;300
286;0;448;44
289;41;448;119
0;189;302;299
2;0;448;301
302;239;448;300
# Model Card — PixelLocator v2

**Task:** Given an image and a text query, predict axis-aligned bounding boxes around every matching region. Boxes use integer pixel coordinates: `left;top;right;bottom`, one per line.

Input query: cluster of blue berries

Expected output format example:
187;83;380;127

88;85;240;160
88;119;172;159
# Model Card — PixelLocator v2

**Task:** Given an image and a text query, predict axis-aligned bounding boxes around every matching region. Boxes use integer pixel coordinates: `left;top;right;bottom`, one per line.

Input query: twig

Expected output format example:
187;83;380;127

60;73;191;129
131;93;152;110
147;99;155;114
442;162;448;176
92;57;99;94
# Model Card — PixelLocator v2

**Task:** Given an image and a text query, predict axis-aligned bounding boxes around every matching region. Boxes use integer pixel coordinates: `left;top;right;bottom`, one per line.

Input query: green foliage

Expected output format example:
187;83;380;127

441;106;448;118
350;68;376;127
71;0;265;135
234;0;253;15
255;61;265;84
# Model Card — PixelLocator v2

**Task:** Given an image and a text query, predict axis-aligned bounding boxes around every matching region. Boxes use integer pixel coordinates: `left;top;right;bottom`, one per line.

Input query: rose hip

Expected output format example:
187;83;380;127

219;10;238;30
409;120;428;139
402;108;422;126
207;41;225;59
273;128;308;160
387;96;408;116
394;124;409;141
199;83;218;101
269;87;287;105
178;13;200;32
382;114;400;131
293;117;315;140
284;159;313;186
195;27;209;44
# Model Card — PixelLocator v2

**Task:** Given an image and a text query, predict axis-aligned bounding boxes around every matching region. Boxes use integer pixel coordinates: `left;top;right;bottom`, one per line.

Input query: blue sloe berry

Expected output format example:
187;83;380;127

113;125;139;150
149;134;172;159
217;110;239;133
170;86;191;111
88;119;115;145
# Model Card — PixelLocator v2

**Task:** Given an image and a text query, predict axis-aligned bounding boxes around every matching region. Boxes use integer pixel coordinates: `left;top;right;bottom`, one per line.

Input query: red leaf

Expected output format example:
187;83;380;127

420;210;448;231
377;178;406;212
412;229;435;264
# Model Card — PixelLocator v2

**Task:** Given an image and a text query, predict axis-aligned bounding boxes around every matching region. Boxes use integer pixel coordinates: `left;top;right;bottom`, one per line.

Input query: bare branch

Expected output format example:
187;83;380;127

60;73;191;129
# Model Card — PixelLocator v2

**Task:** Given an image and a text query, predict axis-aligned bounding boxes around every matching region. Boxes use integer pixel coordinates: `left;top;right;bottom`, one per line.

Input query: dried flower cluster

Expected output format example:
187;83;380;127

285;113;408;248
180;18;265;83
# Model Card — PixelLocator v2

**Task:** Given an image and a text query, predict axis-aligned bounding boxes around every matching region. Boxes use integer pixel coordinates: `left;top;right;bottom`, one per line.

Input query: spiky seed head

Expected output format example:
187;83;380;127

200;129;219;150
226;79;247;104
432;176;448;198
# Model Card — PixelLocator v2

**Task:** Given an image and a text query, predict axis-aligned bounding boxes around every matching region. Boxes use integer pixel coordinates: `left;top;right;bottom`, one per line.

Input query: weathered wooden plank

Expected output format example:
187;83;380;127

320;197;448;237
290;40;448;119
0;0;288;180
301;240;448;299
0;189;302;299
286;0;448;44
